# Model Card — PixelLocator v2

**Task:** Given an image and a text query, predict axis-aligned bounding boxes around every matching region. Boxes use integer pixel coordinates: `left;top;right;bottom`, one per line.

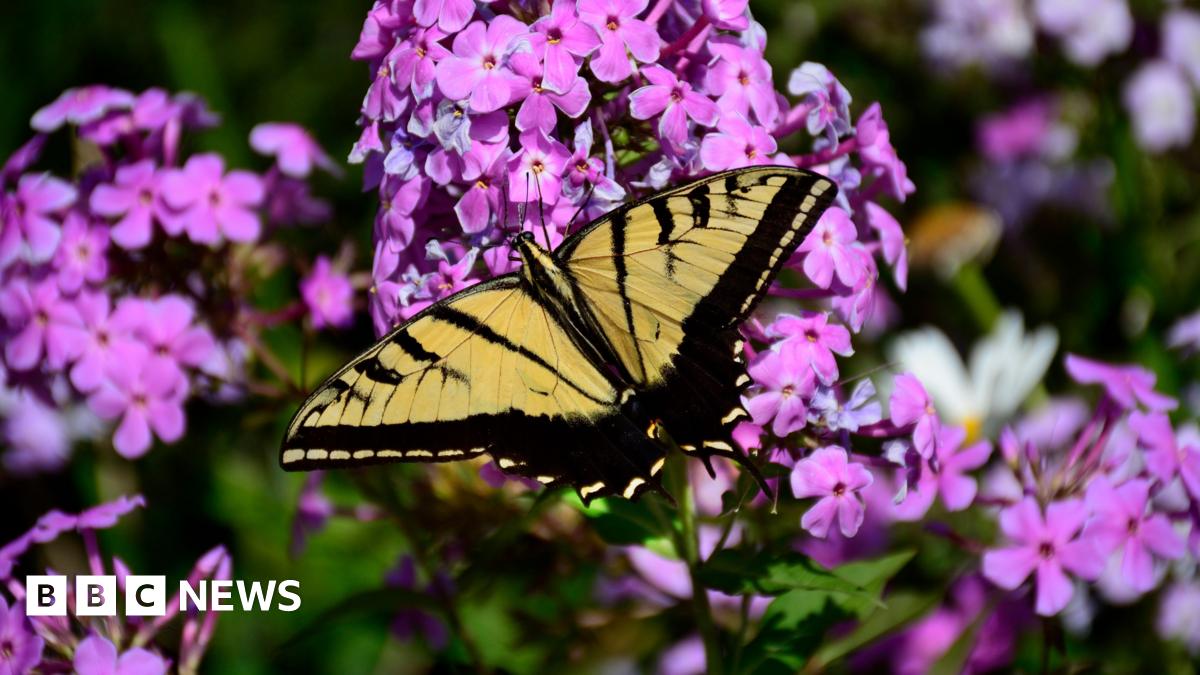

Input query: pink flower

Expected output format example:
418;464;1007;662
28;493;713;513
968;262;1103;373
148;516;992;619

391;26;451;100
743;349;815;437
704;42;777;126
73;634;166;675
435;17;529;113
766;311;853;385
790;446;874;538
699;114;779;171
564;120;626;203
77;494;146;529
30;85;134;132
0;596;43;674
413;0;475;34
89;160;173;249
865;201;907;290
982;497;1104;616
87;343;187;458
70;291;140;393
892;425;992;521
52;211;109;293
889;372;940;459
529;0;601;94
1064;353;1177;411
0;277;85;371
630;65;718;149
160;154;264;245
1085;476;1184;593
796;206;863;289
3;172;76;266
701;0;750;31
301;256;355;330
857;102;914;203
453;143;511;233
119;295;217;377
507;130;569;205
577;0;661;83
509;52;592;135
977;99;1055;163
249;123;338;178
1130;411;1200;499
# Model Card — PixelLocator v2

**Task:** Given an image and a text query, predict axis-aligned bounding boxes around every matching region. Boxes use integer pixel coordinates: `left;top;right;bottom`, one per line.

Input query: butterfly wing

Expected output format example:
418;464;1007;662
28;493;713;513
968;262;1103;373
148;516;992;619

558;167;837;453
280;276;668;502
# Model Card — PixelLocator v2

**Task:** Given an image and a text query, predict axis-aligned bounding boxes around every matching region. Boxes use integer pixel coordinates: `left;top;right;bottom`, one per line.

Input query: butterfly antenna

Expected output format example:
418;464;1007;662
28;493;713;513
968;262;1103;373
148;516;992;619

534;175;551;248
519;173;530;236
500;180;511;231
565;182;595;238
703;447;774;502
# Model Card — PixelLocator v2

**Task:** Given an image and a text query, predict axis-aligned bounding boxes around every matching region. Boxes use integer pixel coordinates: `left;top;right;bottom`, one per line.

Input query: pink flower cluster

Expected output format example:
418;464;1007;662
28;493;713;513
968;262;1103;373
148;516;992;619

0;86;347;468
0;495;229;675
349;0;913;336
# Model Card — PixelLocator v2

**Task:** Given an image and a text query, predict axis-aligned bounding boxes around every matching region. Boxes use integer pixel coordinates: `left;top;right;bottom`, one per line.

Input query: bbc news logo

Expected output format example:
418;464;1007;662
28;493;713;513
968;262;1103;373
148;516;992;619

26;576;302;616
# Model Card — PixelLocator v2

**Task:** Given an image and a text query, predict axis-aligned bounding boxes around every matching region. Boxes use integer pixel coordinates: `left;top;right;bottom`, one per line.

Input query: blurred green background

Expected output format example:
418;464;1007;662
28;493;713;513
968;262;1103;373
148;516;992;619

3;0;1200;673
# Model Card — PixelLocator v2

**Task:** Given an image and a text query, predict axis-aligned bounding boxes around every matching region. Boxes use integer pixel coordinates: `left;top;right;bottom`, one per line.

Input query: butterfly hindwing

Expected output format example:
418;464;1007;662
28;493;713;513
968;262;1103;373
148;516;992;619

280;276;667;501
558;167;836;452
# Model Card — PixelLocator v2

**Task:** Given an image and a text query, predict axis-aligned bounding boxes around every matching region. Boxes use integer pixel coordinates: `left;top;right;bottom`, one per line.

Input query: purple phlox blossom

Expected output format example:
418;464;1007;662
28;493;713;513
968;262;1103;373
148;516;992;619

1158;581;1200;655
292;473;333;556
160;154;264;245
384;127;424;179
701;0;749;31
352;0;411;62
363;50;410;124
977;99;1055;163
1084;476;1184;593
250;123;340;178
70;292;139;393
796;206;864;289
577;0;661;84
807;379;882;433
0;277;86;371
658;635;706;675
507;130;570;205
78;494;146;530
1122;61;1195;154
1034;0;1132;67
3;172;76;267
87;342;187;458
563;120;626;203
74;634;167;675
892;424;992;521
743;348;815;437
630;65;718;150
52;211;109;293
1170;309;1200;354
1164;9;1200;88
391;26;451;101
920;0;1033;72
3;391;71;475
982;497;1104;616
864;201;907;290
2;135;46;188
263;174;332;226
453;142;511;234
0;595;43;675
378;174;430;246
414;0;474;34
30;85;134;132
435;17;529;113
527;0;601;94
699;114;780;172
1130;411;1200;500
704;41;777;126
786;62;852;143
890;372;941;459
121;294;217;375
90;160;174;249
387;555;450;648
856;102;914;203
1064;353;1177;412
301;256;355;330
790;445;873;538
509;52;592;136
766;311;853;385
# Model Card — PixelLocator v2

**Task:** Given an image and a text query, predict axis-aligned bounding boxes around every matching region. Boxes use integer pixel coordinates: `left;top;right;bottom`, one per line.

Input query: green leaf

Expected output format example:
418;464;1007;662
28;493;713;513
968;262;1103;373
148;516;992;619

580;495;675;546
698;549;876;598
736;590;846;673
812;591;941;667
828;550;916;618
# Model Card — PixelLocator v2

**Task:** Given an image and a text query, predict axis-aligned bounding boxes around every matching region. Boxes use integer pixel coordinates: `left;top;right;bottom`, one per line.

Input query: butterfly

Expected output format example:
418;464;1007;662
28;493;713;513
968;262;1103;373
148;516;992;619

280;166;837;503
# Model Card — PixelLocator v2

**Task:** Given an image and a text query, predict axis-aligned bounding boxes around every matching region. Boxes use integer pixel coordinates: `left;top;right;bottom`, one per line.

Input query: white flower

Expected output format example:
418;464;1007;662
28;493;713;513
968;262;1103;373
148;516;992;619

887;310;1058;440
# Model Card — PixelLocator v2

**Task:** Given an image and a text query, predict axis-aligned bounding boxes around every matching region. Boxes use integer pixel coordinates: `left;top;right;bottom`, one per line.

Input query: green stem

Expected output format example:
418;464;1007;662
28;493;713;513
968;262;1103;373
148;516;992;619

666;454;723;675
951;263;1001;332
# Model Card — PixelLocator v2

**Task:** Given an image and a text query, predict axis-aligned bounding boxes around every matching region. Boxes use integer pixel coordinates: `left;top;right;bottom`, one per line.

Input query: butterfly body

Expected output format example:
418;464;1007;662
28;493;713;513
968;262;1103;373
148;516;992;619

281;167;836;503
